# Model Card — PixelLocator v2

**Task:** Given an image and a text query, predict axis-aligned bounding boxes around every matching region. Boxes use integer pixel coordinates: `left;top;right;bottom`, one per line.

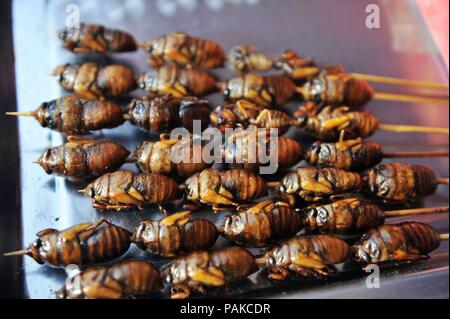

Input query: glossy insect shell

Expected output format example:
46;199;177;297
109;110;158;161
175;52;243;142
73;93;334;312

264;235;351;270
53;63;136;99
221;201;304;247
28;221;131;267
85;170;179;210
134;138;210;177
144;32;226;68
302;198;385;233
162;247;257;286
184;168;267;204
127;96;211;133
306;139;384;171
224;133;302;172
353;222;441;264
56;259;162;299
137;65;217;97
33;95;124;135
37;140;130;178
222;74;297;106
132;218;218;257
361;163;438;202
59;23;137;53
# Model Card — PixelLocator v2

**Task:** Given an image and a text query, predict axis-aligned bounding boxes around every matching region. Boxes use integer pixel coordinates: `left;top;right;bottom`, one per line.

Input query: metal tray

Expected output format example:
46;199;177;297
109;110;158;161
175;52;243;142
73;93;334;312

4;0;449;298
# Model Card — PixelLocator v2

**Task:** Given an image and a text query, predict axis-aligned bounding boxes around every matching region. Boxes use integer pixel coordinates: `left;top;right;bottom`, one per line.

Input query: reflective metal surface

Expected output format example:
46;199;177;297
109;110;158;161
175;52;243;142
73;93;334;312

4;0;448;298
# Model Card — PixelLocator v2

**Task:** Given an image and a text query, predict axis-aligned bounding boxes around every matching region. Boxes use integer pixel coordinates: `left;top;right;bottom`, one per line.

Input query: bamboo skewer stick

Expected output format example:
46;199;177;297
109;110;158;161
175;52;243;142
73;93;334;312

440;234;449;241
373;92;448;105
383;150;449;158
437;178;449;184
385;206;449;217
379;124;449;134
3;248;30;257
5;111;35;117
351;73;449;90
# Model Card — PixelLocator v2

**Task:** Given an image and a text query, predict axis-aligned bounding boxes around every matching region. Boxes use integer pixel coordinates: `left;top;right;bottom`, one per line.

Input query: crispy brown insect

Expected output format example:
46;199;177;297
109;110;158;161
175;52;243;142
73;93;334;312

53;63;136;99
137;64;217;97
300;73;374;108
210;100;297;134
223;129;303;172
361;163;439;203
82;170;179;211
305;138;384;171
37;137;130;180
4;220;131;267
353;222;441;264
258;235;351;280
277;166;362;202
219;73;299;107
132;211;218;257
183;168;267;210
56;259;162;299
6;95;124;135
227;45;274;74
220;200;304;247
134;135;211;177
161;246;257;299
126;95;211;133
59;23;137;53
302;198;385;233
275;49;344;82
295;103;380;141
140;31;226;68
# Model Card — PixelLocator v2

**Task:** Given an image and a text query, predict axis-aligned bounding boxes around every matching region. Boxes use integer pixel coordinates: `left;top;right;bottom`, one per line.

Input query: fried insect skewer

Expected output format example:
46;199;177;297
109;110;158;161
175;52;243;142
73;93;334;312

220;198;448;247
4;220;131;267
228;46;449;90
268;163;448;204
210;100;449;140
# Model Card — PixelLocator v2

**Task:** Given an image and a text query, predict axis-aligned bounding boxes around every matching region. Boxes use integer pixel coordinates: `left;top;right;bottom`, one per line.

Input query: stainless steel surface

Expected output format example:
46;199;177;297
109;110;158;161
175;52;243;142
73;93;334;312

7;0;449;298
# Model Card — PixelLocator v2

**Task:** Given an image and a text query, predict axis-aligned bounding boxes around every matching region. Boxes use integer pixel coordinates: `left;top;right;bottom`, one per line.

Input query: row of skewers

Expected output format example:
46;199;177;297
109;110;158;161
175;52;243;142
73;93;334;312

5;23;449;299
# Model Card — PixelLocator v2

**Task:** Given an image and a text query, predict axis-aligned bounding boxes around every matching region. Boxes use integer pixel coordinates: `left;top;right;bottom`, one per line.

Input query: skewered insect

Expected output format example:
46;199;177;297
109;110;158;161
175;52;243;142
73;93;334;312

59;23;137;53
295;103;380;141
361;163;444;203
183;168;267;211
306;138;384;171
137;64;217;97
53;62;136;99
134;134;211;177
302;198;385;233
220;200;304;247
272;166;362;202
227;45;274;74
256;235;351;280
139;31;226;68
81;170;179;211
126;95;211;133
299;73;374;108
223;129;303;172
306;138;449;171
132;211;218;257
161;246;257;299
210;100;297;134
6;95;125;135
219;73;299;107
56;259;162;299
353;222;443;264
275;49;344;82
36;137;130;180
4;220;131;267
